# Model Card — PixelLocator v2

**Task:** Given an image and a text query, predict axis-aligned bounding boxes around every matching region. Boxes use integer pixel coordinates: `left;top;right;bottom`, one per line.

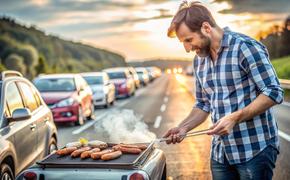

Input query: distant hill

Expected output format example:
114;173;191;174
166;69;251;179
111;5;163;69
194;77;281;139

128;59;192;70
0;17;126;78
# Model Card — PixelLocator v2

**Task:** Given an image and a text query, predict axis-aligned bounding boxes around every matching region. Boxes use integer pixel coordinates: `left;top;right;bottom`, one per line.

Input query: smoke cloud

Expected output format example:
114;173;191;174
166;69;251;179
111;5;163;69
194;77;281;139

94;109;156;143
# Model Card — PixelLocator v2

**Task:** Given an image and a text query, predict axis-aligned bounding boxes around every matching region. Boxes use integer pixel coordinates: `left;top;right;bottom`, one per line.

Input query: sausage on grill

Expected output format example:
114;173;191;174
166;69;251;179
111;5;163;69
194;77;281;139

90;149;114;160
101;150;122;161
56;147;78;156
80;148;101;159
71;147;91;158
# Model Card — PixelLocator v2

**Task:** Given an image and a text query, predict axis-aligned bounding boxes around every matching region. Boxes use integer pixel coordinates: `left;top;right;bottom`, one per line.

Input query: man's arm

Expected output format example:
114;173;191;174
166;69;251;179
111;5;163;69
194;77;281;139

163;71;210;144
208;94;276;135
163;107;209;144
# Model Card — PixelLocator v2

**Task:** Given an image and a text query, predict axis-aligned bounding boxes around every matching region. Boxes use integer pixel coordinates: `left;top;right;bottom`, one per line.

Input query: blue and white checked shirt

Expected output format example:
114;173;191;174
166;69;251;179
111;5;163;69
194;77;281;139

193;27;284;164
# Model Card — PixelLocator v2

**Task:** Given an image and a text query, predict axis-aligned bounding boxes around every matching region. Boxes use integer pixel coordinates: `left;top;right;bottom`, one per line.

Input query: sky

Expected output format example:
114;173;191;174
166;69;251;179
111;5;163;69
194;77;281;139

1;0;289;61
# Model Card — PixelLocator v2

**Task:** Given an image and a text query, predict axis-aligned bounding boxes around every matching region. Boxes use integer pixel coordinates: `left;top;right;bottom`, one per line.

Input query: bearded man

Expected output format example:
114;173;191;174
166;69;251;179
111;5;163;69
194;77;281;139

163;2;284;180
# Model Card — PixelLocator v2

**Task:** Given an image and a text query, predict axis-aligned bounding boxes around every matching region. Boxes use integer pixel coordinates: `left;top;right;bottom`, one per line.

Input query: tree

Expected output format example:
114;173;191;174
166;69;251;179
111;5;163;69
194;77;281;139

4;54;26;75
0;59;6;71
35;56;49;75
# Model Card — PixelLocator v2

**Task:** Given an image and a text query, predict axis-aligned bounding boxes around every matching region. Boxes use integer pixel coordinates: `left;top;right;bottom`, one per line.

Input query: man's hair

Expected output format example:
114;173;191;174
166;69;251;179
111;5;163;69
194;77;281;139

167;1;217;38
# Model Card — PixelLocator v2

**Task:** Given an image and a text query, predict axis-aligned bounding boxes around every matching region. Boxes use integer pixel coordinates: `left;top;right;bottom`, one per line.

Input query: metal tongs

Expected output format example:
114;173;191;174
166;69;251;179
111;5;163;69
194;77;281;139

155;128;211;143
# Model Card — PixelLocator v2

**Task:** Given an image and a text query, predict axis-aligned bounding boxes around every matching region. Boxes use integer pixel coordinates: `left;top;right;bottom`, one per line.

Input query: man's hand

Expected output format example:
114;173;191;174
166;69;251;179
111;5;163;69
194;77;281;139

163;126;187;144
207;111;242;136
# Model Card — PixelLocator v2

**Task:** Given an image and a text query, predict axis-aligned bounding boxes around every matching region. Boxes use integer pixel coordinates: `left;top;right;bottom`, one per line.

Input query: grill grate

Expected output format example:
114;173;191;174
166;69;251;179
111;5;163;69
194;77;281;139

37;142;154;169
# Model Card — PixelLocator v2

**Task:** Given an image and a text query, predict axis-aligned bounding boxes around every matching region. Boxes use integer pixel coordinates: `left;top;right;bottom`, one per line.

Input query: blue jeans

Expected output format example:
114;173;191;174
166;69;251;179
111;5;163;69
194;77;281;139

211;146;278;180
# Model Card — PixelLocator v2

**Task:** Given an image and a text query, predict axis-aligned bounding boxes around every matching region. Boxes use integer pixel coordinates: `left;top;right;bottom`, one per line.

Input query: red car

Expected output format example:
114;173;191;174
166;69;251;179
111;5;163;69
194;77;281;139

103;68;136;98
34;74;94;126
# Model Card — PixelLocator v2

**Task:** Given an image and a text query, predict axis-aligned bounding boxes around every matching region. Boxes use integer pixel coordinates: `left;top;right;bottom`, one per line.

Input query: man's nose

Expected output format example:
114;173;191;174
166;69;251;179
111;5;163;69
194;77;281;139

183;43;192;53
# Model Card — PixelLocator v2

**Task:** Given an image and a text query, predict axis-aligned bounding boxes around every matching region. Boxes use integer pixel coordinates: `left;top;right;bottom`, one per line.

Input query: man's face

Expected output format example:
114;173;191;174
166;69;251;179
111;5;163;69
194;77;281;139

176;22;211;57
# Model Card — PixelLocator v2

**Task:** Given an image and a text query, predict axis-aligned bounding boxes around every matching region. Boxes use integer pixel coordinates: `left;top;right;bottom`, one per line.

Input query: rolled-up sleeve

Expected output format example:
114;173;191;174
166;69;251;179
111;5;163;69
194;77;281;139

239;41;284;104
194;75;211;112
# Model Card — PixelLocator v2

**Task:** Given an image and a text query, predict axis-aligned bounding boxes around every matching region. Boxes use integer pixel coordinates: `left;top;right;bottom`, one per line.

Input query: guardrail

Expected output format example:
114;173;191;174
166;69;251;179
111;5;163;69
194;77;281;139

280;79;290;89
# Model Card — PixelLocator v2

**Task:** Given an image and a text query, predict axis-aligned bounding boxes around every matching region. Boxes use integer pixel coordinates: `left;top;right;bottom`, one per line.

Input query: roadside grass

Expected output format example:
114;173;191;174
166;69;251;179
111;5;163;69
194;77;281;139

272;56;290;101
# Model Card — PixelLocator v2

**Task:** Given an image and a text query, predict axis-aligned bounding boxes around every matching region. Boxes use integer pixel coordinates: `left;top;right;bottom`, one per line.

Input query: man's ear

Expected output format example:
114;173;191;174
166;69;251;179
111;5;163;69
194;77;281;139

201;22;211;35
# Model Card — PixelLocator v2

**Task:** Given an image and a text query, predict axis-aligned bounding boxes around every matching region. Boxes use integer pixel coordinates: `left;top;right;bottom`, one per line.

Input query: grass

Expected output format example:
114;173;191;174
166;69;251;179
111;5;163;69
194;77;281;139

272;56;290;79
271;56;290;101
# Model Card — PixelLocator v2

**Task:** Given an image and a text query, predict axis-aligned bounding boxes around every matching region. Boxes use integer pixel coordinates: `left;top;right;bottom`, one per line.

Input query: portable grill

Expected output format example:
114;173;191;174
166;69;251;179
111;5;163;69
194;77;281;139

37;142;154;170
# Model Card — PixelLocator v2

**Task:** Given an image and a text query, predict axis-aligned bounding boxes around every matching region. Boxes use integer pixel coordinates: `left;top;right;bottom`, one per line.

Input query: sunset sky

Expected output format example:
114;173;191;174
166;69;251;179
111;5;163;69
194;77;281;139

1;0;289;61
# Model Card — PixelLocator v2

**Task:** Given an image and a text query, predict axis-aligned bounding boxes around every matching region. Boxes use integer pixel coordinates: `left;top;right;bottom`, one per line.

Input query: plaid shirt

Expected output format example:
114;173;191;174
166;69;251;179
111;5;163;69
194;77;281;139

193;27;284;164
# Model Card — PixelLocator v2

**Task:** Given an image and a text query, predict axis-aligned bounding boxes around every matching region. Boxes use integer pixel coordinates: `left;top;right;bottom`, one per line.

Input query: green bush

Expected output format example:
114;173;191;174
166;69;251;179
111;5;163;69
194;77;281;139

272;56;290;79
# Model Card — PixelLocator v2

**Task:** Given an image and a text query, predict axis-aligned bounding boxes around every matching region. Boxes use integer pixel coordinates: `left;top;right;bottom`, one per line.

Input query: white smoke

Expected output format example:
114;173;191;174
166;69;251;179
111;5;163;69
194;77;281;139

94;109;156;143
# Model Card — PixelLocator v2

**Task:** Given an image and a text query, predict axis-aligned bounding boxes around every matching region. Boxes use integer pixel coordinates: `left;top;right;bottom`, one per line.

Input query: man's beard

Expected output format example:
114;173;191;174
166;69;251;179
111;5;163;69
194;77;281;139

193;34;211;58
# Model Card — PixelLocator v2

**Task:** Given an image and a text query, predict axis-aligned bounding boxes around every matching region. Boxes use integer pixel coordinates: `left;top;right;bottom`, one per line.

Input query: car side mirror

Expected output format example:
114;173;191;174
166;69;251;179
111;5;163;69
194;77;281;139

11;108;31;121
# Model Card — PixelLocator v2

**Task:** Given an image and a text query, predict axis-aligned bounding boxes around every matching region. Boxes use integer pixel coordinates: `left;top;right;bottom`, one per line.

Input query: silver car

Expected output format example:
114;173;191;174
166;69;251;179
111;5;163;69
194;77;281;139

0;71;58;179
81;72;115;108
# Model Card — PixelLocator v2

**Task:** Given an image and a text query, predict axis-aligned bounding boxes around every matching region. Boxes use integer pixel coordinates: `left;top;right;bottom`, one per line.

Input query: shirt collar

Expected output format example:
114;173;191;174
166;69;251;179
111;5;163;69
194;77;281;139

220;27;231;48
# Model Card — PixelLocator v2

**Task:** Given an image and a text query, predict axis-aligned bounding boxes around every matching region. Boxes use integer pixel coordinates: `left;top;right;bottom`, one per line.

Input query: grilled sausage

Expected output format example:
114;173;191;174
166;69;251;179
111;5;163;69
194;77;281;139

101;150;122;161
80;148;101;159
56;147;78;156
119;144;147;150
117;146;142;154
71;147;91;158
90;149;114;160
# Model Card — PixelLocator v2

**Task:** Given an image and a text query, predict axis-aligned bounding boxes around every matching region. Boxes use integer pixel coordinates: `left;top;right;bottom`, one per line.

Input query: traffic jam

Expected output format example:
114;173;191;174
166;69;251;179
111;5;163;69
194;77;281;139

0;66;173;180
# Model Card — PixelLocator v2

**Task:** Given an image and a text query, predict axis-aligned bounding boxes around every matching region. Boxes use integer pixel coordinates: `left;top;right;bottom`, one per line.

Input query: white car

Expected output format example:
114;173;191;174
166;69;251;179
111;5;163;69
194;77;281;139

81;72;115;108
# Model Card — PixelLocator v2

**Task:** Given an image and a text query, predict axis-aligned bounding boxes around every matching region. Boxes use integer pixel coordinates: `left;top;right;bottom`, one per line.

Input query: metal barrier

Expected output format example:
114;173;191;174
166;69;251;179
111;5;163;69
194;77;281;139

280;79;290;89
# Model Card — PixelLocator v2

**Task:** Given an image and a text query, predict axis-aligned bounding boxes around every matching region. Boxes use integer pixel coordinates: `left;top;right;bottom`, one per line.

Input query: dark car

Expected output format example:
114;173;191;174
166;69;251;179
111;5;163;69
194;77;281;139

33;74;94;126
0;71;58;179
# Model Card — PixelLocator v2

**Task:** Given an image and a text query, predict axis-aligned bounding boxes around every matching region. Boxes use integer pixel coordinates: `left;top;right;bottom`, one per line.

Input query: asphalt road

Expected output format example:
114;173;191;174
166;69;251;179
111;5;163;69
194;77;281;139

56;74;290;180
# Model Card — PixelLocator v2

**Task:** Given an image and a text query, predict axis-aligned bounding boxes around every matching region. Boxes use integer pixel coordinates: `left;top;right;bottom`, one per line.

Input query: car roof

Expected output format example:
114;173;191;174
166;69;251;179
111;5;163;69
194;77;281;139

80;72;104;76
103;68;127;72
36;73;78;79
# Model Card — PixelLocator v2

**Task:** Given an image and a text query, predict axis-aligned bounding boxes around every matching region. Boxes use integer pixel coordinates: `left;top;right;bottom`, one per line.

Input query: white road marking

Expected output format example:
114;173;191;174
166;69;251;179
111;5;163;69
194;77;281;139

160;104;166;112
153;115;162;128
164;97;169;103
72;112;108;135
278;130;290;142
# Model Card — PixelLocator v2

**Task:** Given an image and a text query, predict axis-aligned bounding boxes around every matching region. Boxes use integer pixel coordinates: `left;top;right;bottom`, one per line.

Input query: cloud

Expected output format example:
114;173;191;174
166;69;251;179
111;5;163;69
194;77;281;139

215;0;290;14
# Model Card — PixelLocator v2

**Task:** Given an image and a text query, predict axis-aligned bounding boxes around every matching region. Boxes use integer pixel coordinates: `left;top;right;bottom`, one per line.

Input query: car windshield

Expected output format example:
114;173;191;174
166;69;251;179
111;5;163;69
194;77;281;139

34;78;76;92
83;76;103;85
107;72;126;79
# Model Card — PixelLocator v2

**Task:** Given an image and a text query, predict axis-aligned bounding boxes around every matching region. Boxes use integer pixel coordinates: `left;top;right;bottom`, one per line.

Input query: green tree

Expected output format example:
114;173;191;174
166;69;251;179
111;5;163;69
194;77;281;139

18;45;39;78
35;56;49;75
4;54;26;75
0;59;6;71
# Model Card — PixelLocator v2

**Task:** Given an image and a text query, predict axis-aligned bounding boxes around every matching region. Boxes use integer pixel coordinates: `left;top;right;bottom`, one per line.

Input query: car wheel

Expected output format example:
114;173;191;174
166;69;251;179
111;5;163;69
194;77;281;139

48;137;58;155
75;106;84;126
0;163;14;180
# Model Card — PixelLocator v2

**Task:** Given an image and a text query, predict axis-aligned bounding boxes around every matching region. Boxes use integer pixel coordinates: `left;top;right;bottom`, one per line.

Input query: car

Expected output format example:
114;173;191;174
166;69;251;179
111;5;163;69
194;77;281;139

145;66;162;81
134;67;150;86
81;72;115;108
103;68;136;98
0;71;58;179
33;74;94;126
127;67;141;89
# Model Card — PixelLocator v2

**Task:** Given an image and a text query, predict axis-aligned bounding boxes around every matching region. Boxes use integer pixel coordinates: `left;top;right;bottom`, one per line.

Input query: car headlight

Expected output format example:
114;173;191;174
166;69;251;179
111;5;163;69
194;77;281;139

55;97;75;108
